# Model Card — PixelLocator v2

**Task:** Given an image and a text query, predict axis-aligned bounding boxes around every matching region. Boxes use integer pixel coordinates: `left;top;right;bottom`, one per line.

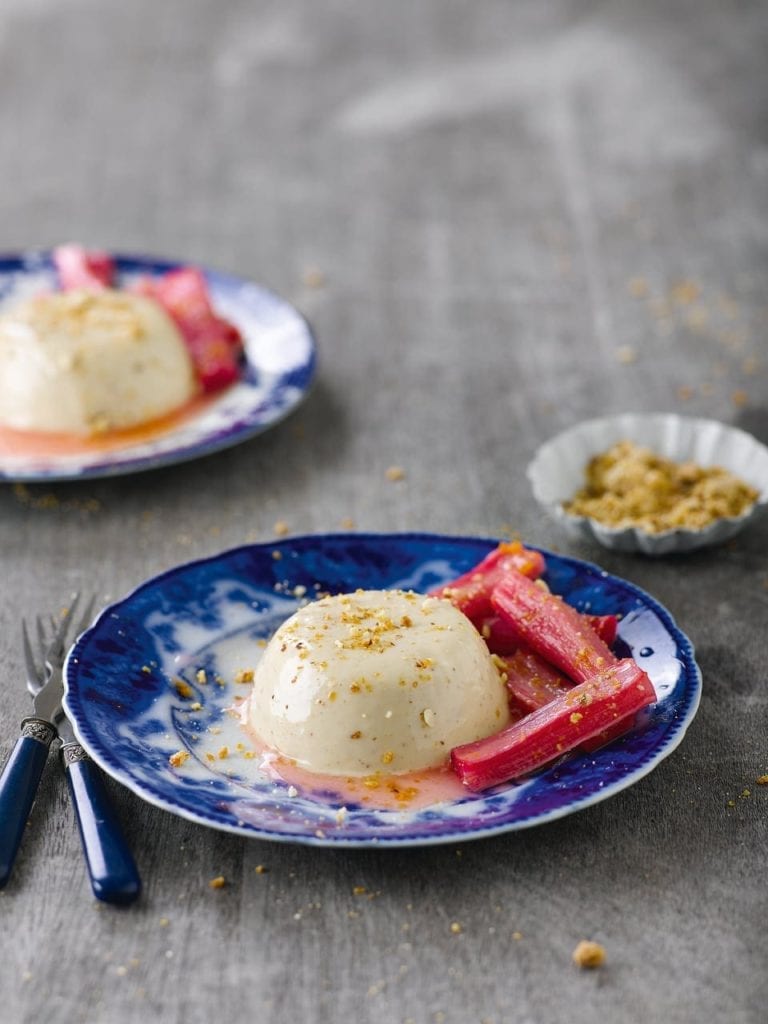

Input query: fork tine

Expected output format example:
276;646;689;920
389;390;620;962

76;595;97;636
36;615;47;656
36;615;47;662
44;593;81;663
21;619;41;684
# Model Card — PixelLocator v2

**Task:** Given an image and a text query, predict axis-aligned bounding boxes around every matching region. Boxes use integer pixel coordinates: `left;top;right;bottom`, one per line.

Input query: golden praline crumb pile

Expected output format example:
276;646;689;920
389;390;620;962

565;440;758;533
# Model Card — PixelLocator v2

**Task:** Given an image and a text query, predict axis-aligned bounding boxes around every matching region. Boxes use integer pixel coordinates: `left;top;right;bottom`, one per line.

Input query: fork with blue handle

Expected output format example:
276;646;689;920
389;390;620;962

0;595;141;904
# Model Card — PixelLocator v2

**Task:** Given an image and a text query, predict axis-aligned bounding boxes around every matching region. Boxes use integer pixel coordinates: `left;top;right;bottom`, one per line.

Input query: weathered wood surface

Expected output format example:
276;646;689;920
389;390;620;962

0;1;766;1022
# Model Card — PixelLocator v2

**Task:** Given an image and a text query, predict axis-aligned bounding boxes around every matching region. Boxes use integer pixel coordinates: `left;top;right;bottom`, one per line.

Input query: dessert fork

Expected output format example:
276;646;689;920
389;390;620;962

0;595;141;903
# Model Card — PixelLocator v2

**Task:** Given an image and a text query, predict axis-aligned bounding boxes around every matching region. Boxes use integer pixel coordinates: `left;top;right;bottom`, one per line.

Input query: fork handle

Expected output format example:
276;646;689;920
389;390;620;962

62;744;141;905
0;719;56;888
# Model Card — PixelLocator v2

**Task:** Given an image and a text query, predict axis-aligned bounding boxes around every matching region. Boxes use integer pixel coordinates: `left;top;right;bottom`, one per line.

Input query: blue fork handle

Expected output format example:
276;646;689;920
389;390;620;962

0;719;56;888
62;744;141;905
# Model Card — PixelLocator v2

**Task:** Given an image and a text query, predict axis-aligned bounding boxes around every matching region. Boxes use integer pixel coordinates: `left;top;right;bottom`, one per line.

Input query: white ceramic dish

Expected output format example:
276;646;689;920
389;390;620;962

527;413;768;555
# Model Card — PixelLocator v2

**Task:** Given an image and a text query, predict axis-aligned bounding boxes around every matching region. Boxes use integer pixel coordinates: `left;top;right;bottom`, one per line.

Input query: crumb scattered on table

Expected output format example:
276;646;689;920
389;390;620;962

670;280;700;305
627;277;649;298
302;268;326;289
385;466;406;482
273;520;290;537
208;876;226;890
731;389;748;407
572;940;606;968
615;345;637;364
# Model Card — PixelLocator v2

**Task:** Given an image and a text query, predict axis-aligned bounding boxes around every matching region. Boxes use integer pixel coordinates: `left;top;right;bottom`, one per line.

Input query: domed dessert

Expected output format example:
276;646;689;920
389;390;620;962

247;589;510;776
0;289;198;435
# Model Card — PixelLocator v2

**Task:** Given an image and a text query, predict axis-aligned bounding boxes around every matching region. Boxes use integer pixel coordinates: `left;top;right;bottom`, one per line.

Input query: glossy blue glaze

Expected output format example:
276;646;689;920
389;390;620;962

0;250;317;482
65;753;141;905
63;533;702;847
0;733;52;885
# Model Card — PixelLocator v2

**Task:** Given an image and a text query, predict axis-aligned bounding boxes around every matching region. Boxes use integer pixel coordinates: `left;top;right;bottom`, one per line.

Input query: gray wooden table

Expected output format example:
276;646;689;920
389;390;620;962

1;2;766;1022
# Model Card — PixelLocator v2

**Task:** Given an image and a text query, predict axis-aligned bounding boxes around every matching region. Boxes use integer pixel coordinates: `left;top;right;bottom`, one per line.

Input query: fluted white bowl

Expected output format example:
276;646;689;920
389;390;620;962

527;414;768;554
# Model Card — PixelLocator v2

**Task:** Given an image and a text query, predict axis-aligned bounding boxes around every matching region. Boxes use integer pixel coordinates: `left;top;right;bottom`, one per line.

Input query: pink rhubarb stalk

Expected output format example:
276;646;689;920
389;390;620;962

490;572;617;684
482;611;618;656
53;244;115;290
585;614;618;646
499;648;640;752
499;648;571;713
131;267;244;392
451;659;656;790
430;543;546;625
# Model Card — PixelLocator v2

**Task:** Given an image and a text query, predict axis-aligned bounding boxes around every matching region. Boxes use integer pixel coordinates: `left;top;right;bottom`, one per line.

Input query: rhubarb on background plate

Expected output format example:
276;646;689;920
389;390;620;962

53;244;115;291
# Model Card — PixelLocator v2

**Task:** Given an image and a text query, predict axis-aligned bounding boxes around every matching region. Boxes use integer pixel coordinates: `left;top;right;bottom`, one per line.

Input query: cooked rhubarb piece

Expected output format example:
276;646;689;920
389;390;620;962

490;572;616;684
483;611;618;655
580;716;637;753
176;322;242;391
499;648;571;712
451;659;656;790
53;244;115;290
586;614;619;646
499;647;637;752
480;614;519;655
134;267;244;392
505;699;531;725
430;542;546;624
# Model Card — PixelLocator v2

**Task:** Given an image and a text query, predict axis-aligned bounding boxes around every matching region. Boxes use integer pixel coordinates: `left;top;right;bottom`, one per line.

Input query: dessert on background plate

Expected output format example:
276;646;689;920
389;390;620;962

0;244;242;438
0;289;198;435
0;248;316;481
62;533;701;847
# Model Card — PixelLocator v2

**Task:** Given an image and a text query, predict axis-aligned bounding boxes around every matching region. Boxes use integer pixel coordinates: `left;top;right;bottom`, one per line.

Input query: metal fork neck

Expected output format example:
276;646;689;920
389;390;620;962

20;718;57;748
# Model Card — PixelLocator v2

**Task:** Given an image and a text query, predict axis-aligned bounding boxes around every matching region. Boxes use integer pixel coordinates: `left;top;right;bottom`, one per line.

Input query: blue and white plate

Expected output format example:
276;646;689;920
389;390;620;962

63;533;702;847
0;251;317;481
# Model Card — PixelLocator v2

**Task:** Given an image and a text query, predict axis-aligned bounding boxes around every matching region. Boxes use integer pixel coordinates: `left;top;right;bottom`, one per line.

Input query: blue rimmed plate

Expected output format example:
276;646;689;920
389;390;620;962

0;251;316;481
63;533;701;847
